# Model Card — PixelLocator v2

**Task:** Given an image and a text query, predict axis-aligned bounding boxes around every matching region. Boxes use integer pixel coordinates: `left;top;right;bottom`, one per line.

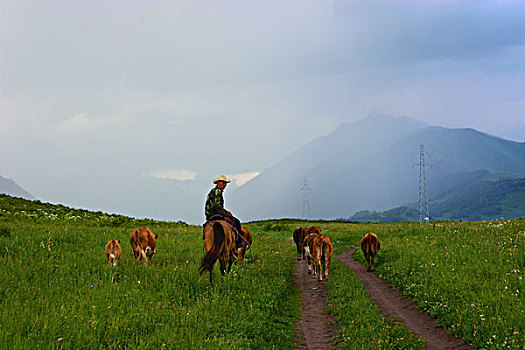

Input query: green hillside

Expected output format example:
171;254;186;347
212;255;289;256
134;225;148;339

347;174;525;222
1;195;524;348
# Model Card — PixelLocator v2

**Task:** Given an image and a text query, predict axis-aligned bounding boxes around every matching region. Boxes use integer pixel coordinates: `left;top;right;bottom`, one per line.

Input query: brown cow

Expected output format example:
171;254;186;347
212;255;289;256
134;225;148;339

293;226;307;260
361;232;380;272
105;239;122;266
236;225;253;266
310;234;333;281
130;226;158;265
303;226;323;275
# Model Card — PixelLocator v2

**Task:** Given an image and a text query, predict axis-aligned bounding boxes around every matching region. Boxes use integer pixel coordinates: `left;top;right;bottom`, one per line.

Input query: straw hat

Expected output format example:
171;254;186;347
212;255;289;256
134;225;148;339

213;175;231;184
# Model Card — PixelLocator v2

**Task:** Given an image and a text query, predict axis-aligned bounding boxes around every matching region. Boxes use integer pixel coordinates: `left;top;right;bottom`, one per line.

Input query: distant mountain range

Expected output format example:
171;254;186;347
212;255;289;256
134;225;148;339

230;114;525;221
3;114;525;223
348;170;525;222
0;175;35;200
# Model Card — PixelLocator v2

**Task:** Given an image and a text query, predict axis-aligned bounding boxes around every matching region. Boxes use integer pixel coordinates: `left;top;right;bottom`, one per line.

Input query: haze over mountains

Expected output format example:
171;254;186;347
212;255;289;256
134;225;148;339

2;113;525;223
0;175;35;200
230;114;525;221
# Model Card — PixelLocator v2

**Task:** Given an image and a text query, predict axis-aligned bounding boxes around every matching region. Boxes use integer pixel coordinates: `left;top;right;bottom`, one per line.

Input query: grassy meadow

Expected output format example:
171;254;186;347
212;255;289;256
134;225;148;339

1;194;524;349
316;220;524;349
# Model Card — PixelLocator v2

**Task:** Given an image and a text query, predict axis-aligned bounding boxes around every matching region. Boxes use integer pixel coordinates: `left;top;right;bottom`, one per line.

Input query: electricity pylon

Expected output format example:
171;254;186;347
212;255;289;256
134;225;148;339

301;177;311;219
413;145;431;223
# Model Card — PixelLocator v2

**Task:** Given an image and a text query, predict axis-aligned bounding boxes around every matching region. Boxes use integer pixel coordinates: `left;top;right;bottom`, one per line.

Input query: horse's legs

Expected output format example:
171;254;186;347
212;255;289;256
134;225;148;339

371;252;376;272
219;257;226;276
366;252;371;272
227;256;233;273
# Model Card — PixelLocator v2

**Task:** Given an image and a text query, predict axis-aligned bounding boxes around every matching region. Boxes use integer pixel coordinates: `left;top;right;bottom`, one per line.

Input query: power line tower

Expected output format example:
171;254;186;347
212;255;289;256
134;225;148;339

413;145;431;223
301;177;311;219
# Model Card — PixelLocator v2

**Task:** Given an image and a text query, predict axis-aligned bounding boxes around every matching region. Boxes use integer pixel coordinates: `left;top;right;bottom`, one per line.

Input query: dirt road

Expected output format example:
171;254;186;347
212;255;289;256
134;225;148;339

293;248;470;350
337;248;470;350
293;258;337;350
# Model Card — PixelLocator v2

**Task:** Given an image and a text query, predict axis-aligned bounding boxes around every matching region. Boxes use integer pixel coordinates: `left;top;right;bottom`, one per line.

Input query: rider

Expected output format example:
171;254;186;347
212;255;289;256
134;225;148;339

204;175;246;248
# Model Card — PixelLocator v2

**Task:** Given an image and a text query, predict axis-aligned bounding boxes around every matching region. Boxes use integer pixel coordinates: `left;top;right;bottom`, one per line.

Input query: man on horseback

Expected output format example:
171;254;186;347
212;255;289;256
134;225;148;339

204;175;247;248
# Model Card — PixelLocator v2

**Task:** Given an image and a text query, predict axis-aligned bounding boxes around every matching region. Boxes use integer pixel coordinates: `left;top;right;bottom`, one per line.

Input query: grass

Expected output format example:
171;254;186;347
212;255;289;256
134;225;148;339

326;259;426;349
1;195;524;349
0;196;299;349
368;220;525;349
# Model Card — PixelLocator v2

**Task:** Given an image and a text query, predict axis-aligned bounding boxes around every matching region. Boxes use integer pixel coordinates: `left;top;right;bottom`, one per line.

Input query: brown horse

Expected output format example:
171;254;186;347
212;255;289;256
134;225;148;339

293;226;307;260
361;232;380;272
199;220;236;285
235;225;253;266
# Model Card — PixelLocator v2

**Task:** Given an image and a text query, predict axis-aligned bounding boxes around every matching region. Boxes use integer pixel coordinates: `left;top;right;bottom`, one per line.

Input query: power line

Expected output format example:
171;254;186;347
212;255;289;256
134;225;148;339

301;177;311;219
413;145;431;223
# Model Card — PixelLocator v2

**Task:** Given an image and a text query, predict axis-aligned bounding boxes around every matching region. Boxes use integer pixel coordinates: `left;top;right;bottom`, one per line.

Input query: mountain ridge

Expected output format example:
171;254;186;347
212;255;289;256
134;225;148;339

230;114;525;221
0;175;35;200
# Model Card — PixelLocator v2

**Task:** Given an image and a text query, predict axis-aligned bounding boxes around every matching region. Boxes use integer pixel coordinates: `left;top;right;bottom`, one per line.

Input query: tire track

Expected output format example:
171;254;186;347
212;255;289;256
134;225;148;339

337;248;470;350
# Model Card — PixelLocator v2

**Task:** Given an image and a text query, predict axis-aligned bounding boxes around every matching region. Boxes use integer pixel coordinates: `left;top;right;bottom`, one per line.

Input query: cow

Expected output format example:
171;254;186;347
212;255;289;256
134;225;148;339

105;239;122;266
293;226;307;260
303;226;323;275
236;225;253;266
130;226;158;265
311;234;333;281
361;232;380;272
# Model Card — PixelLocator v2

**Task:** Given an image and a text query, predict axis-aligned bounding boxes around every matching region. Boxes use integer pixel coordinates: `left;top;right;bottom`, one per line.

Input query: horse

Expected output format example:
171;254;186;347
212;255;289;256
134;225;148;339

199;220;236;285
293;226;307;260
361;232;380;272
235;225;252;266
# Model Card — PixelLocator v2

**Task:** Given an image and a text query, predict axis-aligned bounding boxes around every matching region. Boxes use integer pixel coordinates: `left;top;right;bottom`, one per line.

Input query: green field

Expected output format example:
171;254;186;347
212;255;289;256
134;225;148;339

1;195;524;349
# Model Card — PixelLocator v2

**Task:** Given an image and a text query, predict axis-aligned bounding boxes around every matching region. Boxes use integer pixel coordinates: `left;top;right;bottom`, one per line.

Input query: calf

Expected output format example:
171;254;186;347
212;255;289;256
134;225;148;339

105;239;122;266
130;226;158;265
361;232;380;272
293;226;307;260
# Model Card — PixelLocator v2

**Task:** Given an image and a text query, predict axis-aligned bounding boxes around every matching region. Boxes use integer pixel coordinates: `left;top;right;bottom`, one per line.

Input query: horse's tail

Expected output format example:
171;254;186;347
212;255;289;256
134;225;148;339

199;222;225;275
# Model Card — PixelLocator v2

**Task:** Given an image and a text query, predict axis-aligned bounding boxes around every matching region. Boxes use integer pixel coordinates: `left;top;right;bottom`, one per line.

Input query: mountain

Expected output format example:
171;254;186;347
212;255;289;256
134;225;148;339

496;125;525;142
0;175;35;200
347;171;525;222
230;114;525;221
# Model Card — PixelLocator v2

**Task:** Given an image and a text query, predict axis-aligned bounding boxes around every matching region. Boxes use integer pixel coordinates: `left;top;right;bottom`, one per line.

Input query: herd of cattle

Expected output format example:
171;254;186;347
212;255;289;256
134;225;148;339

293;226;334;281
104;224;381;279
293;226;381;280
104;226;158;266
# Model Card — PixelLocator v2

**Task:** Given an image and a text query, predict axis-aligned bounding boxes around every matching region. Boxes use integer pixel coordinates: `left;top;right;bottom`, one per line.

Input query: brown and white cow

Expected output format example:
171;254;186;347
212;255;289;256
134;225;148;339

130;226;158;265
105;239;122;266
293;226;307;260
303;226;323;275
310;234;333;281
361;232;380;272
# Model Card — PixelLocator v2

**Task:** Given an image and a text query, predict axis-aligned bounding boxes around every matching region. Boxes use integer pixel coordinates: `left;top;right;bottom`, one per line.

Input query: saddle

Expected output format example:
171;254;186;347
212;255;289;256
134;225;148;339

204;214;235;227
202;215;244;245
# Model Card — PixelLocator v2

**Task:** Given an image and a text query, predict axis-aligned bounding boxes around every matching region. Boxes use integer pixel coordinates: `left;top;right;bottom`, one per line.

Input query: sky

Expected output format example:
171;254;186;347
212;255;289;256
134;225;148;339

1;0;525;223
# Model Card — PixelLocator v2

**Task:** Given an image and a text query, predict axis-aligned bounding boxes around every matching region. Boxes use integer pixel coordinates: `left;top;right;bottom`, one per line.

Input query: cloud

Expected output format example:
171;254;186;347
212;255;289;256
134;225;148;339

229;172;260;187
146;169;197;181
56;113;97;135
